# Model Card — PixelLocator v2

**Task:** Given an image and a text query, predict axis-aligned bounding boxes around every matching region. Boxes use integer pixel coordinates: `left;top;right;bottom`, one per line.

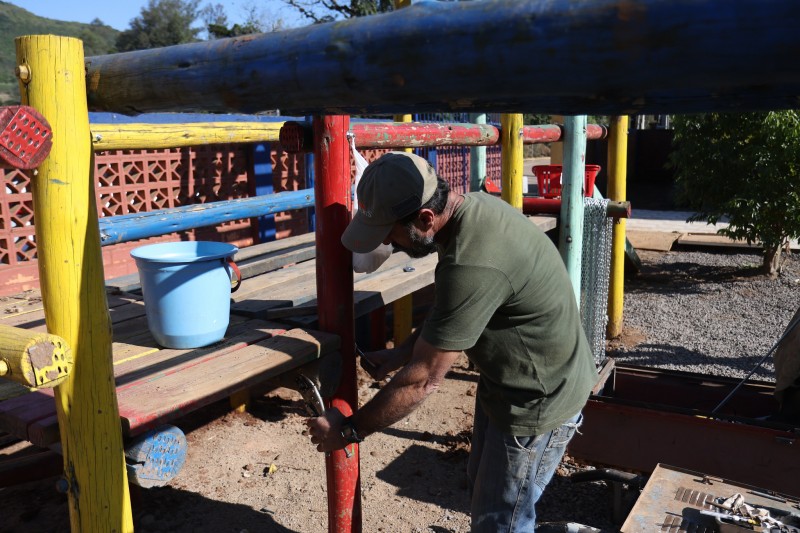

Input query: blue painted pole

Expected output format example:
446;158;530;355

98;188;314;246
305;116;316;232
558;115;587;305
85;0;800;116
253;142;276;243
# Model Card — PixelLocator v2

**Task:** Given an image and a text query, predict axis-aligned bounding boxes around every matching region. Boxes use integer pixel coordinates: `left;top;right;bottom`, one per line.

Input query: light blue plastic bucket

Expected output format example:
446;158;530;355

131;241;240;349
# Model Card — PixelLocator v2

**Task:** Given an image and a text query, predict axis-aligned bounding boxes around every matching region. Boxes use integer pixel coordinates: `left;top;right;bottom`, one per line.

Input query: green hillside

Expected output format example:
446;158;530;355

0;1;119;104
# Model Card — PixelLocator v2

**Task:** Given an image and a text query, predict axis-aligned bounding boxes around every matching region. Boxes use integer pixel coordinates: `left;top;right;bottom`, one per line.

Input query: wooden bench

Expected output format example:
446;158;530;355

0;291;339;448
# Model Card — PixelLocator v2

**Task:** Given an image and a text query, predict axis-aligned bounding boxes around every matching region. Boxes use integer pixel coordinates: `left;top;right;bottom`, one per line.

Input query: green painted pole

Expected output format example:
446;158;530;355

558;115;587;305
469;113;487;191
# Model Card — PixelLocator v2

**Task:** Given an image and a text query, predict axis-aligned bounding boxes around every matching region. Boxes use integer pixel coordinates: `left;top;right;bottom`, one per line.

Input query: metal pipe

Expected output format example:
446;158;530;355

313;115;361;532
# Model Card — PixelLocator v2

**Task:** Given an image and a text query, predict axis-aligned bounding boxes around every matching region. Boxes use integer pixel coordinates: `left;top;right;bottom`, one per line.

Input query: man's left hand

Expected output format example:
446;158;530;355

305;407;348;453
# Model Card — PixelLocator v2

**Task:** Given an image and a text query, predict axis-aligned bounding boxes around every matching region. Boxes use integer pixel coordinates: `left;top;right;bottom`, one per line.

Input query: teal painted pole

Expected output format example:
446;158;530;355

558;115;587;305
469;113;487;191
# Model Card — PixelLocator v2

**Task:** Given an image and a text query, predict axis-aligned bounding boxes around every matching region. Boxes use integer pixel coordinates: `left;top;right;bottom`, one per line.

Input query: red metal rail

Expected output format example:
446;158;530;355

280;121;606;152
312;115;361;532
522;197;631;219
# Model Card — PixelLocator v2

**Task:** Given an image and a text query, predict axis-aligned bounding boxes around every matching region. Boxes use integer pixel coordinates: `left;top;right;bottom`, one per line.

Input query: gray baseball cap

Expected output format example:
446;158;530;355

342;152;438;253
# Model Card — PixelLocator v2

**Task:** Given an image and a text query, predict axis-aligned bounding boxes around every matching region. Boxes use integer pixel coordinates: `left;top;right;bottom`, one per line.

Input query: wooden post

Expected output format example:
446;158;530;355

606;116;629;338
391;0;413;347
469;113;487;191
558;115;587;305
15;35;133;532
500;113;524;210
313;115;361;532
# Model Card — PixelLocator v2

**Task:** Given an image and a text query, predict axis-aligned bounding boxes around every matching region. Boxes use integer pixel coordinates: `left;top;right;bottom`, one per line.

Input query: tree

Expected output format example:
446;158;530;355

670;111;800;277
117;0;203;52
201;2;279;38
281;0;395;24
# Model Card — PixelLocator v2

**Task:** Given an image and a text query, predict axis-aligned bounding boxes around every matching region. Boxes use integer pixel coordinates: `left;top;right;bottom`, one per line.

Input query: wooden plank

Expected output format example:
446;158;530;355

104;273;141;294
353;254;438;317
263;253;438;320
237;246;316;280
232;259;318;303
26;414;60;448
113;320;287;385
116;328;340;435
234;232;316;262
0;290;43;314
104;233;318;293
529;214;558;233
0;389;55;443
20;320;292;446
0;293;140;331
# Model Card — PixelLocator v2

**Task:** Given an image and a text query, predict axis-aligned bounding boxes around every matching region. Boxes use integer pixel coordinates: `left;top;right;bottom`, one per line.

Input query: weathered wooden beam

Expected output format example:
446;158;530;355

0;325;72;388
90;121;283;150
84;0;800;116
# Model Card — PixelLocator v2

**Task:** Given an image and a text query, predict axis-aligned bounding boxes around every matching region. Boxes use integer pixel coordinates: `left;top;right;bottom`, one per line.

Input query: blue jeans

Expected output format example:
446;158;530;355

468;398;583;532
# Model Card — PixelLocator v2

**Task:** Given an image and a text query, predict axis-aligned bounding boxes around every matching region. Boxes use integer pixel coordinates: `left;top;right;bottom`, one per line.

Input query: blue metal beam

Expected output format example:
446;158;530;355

85;0;800;116
98;188;314;246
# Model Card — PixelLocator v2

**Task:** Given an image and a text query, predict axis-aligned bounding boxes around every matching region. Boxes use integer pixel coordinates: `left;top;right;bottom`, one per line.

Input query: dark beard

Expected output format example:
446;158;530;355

394;225;437;258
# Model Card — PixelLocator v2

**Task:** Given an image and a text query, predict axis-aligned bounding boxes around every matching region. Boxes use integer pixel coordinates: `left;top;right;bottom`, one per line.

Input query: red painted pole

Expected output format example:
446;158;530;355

280;121;606;152
352;121;498;148
520;196;631;219
522;123;607;144
313;115;361;533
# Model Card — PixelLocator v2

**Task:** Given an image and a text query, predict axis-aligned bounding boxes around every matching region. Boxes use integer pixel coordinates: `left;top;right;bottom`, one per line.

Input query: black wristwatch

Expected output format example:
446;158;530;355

340;416;364;444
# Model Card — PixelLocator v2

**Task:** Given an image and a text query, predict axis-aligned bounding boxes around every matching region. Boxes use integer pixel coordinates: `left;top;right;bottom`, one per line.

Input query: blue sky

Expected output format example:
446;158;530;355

10;0;308;31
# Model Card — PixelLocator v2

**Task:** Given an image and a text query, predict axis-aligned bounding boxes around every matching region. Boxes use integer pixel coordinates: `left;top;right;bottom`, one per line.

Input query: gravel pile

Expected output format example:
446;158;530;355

608;248;800;380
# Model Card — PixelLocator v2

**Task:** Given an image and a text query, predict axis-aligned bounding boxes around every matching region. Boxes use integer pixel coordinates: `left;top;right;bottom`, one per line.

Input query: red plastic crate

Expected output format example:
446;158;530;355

533;164;601;198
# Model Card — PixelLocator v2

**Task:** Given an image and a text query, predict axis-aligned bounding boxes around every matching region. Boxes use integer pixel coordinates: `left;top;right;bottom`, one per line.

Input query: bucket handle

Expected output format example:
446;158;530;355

226;259;242;293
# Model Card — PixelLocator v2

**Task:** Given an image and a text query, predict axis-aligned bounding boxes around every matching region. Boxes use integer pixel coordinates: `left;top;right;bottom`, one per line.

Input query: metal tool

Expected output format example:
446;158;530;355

296;374;353;458
355;344;378;372
296;374;325;417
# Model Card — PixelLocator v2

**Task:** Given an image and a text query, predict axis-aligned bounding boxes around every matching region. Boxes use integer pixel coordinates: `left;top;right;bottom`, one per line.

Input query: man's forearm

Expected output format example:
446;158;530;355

351;340;462;439
351;361;434;438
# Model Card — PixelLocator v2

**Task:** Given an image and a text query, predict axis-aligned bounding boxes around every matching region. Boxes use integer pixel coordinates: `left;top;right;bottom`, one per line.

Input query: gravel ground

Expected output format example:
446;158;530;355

608;248;800;381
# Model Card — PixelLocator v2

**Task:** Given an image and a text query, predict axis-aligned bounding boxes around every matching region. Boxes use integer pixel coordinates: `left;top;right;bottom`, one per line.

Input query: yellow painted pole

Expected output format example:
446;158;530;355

500;113;524;210
391;0;413;345
606;116;629;338
16;35;133;532
91;122;283;150
392;113;414;344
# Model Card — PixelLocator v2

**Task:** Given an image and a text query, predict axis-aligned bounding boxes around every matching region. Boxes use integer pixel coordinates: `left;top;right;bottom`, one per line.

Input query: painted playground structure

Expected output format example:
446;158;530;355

2;1;800;531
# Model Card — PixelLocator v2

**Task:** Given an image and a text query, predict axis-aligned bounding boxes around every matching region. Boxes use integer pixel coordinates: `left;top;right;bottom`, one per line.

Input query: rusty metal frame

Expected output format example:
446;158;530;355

569;359;800;496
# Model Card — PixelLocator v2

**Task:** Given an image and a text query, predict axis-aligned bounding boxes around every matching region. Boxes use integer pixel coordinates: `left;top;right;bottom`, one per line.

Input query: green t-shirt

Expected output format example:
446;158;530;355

421;192;597;436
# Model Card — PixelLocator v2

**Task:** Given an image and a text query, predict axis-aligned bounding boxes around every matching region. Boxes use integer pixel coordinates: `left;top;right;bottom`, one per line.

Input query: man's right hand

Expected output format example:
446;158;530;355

359;348;407;380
